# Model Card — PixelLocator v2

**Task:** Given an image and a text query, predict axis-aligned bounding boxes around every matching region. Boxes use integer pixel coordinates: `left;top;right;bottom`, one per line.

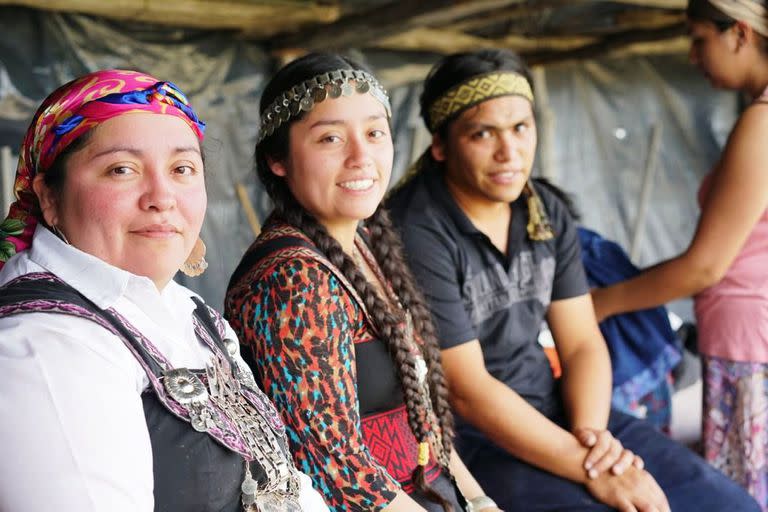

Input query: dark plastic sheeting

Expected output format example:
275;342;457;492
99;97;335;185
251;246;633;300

0;7;739;320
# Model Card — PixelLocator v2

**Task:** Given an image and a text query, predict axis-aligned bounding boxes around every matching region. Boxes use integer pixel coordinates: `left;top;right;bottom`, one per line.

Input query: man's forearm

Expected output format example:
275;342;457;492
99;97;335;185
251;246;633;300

560;343;612;431
451;374;591;484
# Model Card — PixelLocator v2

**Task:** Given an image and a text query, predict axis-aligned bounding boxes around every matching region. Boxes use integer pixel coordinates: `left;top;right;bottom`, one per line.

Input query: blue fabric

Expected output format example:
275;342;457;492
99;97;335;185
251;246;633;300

462;409;760;511
577;228;681;412
97;81;206;134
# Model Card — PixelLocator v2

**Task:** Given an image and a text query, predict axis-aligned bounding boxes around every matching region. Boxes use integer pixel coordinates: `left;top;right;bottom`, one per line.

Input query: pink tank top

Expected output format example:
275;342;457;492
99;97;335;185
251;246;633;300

694;91;768;362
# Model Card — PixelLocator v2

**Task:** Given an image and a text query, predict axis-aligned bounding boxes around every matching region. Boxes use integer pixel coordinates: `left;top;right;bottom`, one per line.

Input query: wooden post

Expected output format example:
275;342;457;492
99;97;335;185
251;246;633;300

630;122;663;262
532;66;557;181
235;183;262;238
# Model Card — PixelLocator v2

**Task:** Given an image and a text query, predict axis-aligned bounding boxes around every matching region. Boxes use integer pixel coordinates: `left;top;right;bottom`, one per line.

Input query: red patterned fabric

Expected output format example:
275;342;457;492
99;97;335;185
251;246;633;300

225;221;442;510
362;405;440;493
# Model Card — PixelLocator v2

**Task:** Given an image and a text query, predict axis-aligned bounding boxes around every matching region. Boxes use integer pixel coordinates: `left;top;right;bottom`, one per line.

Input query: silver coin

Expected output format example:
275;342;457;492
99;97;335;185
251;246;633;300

313;87;327;103
299;96;314;111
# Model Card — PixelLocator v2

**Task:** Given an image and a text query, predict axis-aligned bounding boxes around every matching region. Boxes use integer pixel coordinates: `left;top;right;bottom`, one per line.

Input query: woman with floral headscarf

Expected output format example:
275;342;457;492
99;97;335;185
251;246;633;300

0;69;327;512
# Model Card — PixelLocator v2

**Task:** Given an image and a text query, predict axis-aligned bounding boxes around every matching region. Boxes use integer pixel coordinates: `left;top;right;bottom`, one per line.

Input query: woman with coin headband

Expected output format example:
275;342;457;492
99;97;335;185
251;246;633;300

0;69;328;512
592;1;768;507
225;53;501;511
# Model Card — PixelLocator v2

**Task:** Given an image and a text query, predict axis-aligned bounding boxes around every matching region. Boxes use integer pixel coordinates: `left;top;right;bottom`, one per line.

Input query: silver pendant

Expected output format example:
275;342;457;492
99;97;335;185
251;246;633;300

224;338;240;357
191;414;209;432
242;492;257;507
241;465;258;507
415;356;428;385
242;477;258;495
163;368;208;405
190;404;217;432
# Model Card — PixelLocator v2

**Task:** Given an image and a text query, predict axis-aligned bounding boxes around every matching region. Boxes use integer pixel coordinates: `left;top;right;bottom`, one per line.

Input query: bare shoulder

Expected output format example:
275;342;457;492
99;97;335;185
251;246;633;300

726;102;768;153
717;103;768;182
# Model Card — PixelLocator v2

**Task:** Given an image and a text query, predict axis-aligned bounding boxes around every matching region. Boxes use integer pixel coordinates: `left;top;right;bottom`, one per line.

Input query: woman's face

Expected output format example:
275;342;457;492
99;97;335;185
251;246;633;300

35;113;206;289
688;19;742;89
269;91;393;237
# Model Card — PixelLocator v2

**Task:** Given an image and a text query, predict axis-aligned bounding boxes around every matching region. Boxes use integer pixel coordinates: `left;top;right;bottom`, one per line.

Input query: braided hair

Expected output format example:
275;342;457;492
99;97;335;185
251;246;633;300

256;52;456;510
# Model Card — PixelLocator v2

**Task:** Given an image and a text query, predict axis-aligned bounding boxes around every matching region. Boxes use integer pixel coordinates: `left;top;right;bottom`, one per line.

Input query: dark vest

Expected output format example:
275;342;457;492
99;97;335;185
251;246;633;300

0;273;279;512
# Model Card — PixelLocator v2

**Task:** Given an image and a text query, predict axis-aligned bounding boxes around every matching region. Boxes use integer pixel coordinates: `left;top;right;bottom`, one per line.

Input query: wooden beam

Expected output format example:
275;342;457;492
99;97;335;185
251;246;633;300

525;21;687;64
376;7;686;56
375;23;687;78
0;0;340;35
609;0;685;7
375;34;689;89
448;0;576;34
267;0;528;52
376;27;596;55
604;35;689;58
614;8;684;29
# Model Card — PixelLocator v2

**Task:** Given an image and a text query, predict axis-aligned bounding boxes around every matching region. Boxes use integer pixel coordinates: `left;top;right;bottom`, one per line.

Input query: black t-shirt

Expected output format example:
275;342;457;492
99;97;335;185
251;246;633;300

388;166;588;441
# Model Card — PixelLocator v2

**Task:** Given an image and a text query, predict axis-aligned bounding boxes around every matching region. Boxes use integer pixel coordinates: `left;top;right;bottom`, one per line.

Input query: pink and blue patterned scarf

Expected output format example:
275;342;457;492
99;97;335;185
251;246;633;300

0;69;205;268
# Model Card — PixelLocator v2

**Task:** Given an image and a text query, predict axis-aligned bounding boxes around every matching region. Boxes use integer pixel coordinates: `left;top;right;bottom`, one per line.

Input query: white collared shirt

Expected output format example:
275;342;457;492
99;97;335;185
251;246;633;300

0;225;328;512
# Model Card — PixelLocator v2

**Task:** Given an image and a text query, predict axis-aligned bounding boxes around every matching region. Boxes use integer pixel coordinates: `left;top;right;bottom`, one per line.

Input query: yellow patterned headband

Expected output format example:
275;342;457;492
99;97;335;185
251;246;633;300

427;71;534;133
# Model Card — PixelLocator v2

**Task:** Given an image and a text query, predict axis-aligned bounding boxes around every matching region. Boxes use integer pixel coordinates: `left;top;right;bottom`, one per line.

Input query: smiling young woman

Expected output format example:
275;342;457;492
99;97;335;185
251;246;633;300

225;53;502;512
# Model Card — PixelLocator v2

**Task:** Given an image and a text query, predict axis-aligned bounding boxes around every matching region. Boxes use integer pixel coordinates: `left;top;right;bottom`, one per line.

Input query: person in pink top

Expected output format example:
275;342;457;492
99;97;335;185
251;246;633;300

592;0;768;507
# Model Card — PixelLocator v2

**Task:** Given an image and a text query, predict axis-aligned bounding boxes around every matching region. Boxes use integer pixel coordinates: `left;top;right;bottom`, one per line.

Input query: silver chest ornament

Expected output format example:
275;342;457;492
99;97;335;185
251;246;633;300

162;345;303;511
163;368;222;432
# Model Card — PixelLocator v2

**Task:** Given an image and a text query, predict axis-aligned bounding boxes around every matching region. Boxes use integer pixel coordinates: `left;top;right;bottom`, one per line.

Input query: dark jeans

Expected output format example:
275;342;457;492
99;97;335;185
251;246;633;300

460;409;759;511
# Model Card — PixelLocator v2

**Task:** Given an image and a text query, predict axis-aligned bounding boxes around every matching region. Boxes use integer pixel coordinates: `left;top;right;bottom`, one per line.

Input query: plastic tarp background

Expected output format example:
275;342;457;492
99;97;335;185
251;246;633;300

0;7;739;319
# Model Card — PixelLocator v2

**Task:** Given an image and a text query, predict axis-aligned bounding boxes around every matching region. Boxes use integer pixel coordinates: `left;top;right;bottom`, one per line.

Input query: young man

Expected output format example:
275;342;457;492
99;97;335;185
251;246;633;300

387;48;758;512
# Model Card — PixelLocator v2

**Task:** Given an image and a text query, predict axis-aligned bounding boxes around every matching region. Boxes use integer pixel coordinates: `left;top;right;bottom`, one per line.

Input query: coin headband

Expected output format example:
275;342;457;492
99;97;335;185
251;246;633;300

427;71;534;133
257;69;391;144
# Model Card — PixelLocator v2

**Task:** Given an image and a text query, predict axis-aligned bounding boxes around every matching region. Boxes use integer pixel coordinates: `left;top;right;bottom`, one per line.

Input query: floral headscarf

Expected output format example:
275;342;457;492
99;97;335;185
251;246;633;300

0;69;205;268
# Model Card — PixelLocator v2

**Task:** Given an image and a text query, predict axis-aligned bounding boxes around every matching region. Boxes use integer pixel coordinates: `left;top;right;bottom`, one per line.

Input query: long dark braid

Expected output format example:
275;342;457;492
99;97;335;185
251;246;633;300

366;206;455;462
256;52;455;510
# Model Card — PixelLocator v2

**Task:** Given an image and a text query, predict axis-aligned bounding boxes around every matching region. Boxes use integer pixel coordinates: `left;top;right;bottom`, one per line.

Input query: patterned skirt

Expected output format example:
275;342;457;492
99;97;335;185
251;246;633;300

703;355;768;510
